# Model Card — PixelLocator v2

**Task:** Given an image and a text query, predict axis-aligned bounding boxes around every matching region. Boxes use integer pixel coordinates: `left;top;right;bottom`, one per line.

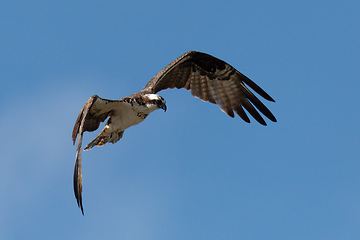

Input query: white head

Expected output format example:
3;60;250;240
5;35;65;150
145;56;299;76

144;94;167;112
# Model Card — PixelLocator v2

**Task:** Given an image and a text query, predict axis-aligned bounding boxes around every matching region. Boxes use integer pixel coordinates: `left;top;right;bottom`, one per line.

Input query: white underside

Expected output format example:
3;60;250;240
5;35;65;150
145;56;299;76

85;101;159;149
113;102;158;131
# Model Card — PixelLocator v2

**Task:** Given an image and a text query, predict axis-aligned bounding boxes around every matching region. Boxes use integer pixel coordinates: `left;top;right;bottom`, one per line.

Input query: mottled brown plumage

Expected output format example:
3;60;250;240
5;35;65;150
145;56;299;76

142;51;276;124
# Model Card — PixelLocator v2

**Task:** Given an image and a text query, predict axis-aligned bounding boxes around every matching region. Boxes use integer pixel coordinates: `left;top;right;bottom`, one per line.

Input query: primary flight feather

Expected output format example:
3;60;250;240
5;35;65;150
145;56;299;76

72;51;277;214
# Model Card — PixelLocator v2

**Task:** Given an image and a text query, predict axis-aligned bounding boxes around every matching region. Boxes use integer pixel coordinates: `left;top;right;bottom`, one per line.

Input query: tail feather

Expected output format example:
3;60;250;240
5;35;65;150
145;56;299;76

84;126;124;150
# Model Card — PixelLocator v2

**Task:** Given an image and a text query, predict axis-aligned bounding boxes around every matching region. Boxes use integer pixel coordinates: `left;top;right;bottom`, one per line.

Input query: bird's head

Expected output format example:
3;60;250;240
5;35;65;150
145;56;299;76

145;94;167;112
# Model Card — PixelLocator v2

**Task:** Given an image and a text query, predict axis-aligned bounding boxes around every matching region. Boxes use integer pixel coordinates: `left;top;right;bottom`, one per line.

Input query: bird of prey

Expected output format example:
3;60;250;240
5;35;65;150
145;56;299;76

72;51;277;214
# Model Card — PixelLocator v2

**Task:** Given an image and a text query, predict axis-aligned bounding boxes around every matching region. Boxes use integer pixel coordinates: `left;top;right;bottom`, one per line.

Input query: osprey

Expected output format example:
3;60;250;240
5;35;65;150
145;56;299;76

72;51;277;214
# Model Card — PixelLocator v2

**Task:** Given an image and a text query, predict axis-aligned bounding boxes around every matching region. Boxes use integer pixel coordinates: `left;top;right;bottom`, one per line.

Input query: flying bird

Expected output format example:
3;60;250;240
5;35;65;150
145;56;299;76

72;51;277;214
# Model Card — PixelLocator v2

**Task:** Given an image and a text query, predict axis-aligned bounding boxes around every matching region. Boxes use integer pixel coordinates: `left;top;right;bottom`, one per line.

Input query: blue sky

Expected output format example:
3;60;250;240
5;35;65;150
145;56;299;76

1;0;359;239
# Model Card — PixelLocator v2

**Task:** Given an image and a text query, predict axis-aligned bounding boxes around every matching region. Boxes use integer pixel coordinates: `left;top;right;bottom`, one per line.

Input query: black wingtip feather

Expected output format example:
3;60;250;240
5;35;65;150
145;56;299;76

241;99;267;126
240;73;276;103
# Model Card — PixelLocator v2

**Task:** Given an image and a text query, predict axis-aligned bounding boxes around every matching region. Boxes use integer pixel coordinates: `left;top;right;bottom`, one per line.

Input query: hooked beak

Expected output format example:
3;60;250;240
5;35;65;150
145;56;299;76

160;104;167;112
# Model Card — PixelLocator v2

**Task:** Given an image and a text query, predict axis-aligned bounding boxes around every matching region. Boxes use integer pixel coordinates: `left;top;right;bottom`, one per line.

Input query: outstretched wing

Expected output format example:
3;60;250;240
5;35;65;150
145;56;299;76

143;51;276;125
72;95;124;214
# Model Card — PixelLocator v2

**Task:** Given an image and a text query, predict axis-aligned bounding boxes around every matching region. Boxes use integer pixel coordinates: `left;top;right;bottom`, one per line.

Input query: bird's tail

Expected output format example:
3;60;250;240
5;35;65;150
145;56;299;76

84;126;124;150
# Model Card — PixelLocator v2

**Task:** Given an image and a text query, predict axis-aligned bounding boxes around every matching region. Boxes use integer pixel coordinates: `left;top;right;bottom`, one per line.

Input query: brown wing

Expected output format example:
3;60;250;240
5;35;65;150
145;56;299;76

72;95;124;214
143;51;276;125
